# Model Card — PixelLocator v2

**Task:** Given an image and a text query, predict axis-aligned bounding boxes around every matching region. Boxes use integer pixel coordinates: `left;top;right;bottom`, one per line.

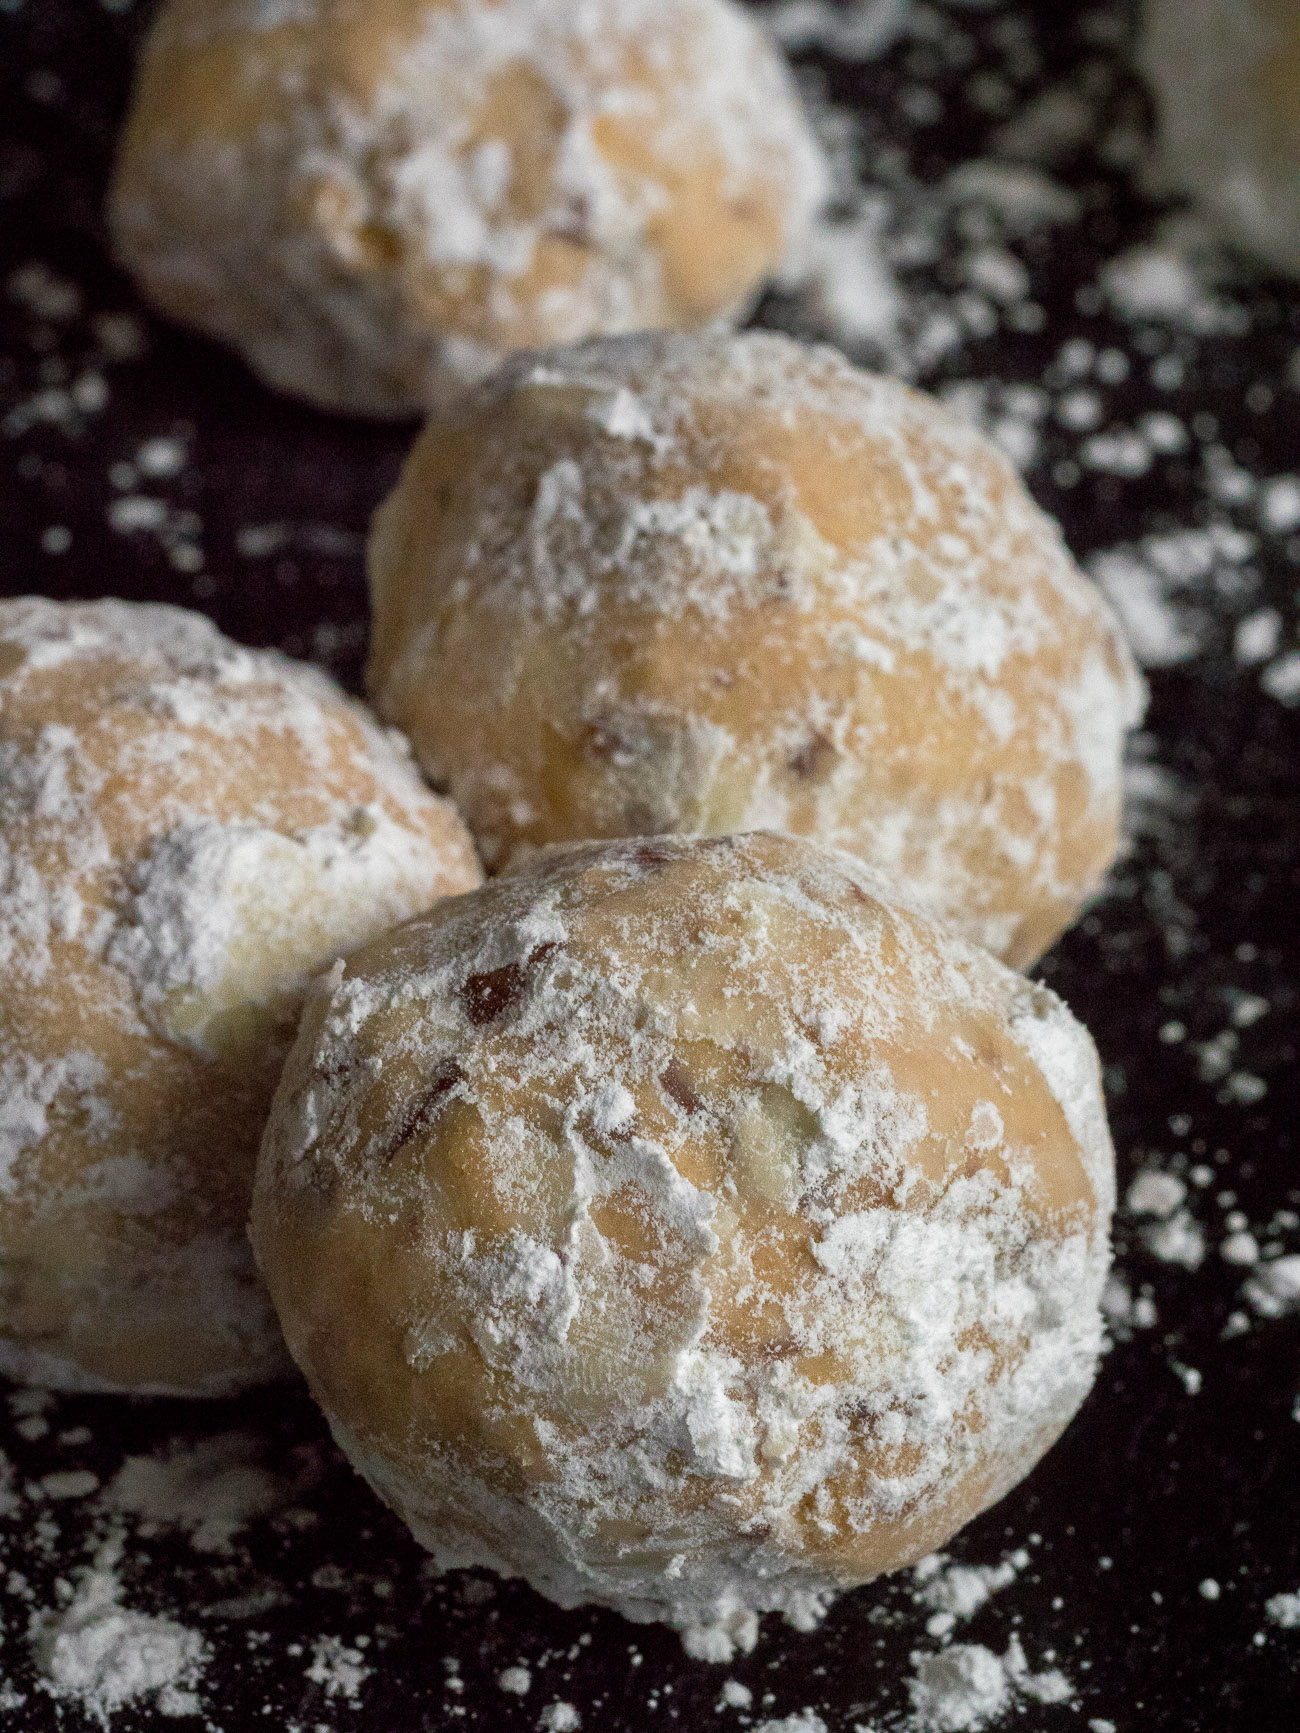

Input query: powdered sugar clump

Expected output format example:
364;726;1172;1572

913;1549;1028;1639
908;1636;1072;1731
305;1635;371;1703
31;1547;208;1723
1266;1591;1300;1630
107;806;463;1057
752;1712;827;1733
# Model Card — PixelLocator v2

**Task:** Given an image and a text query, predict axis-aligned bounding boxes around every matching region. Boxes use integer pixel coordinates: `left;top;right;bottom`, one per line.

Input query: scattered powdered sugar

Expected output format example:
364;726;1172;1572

0;1448;20;1519
764;0;909;61
903;1538;1083;1728
907;1636;1072;1731
909;1644;1009;1732
30;1544;209;1723
0;1405;417;1718
101;1430;306;1553
780;154;1084;385
1265;1591;1300;1630
1126;1170;1186;1219
1099;1269;1158;1341
538;1702;582;1731
1234;608;1282;667
1089;523;1257;670
912;1549;1028;1639
305;1634;371;1702
2;262;138;455
1242;1256;1300;1321
40;1469;100;1501
1259;653;1300;707
1100;219;1252;338
1141;1208;1206;1271
751;1712;827;1733
1110;1160;1300;1399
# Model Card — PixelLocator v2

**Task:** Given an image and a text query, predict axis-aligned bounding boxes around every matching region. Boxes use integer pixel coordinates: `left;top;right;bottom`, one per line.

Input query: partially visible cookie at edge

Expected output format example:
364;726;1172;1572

0;596;481;1397
108;0;828;417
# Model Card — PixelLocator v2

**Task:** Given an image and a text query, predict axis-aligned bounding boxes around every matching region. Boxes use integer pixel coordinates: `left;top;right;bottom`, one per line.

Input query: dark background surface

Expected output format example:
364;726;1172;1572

1;1;1299;1727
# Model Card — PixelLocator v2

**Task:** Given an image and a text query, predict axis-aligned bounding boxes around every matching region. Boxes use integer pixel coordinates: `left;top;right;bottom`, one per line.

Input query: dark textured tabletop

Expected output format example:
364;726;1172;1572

1;1;1299;1728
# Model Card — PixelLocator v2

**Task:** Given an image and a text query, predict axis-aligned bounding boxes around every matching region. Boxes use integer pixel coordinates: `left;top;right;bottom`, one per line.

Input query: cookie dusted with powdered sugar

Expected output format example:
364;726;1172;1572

368;330;1144;968
0;598;480;1397
108;0;827;417
1140;0;1300;279
252;832;1115;1660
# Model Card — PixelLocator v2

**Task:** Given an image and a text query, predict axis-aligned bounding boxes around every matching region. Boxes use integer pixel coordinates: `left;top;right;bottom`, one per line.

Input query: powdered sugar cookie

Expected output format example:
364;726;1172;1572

0;598;480;1396
1140;0;1300;277
109;0;827;417
368;330;1144;967
252;832;1114;1659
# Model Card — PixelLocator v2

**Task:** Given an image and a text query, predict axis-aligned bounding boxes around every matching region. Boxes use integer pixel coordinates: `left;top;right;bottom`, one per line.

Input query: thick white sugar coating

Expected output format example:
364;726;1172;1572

253;832;1114;1659
108;0;827;417
0;597;481;1396
369;329;1144;968
1140;0;1300;278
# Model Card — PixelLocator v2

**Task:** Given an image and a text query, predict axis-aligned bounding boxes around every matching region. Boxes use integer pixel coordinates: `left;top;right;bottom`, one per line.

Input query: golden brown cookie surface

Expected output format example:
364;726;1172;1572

253;832;1114;1657
368;330;1144;967
0;597;480;1396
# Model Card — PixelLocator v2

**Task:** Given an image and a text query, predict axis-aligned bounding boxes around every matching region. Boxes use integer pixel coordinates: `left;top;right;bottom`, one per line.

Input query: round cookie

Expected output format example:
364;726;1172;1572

108;0;827;418
1140;0;1300;278
0;598;481;1396
252;832;1115;1659
367;330;1144;968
